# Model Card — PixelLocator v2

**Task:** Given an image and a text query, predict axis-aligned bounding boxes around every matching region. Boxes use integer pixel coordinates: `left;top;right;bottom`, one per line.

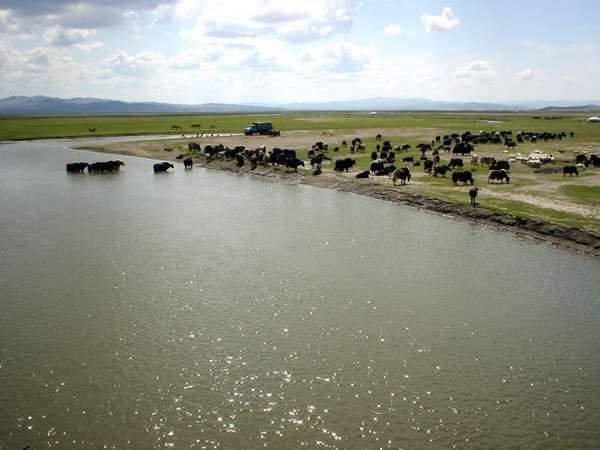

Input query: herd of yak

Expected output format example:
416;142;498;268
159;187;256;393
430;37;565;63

66;129;598;197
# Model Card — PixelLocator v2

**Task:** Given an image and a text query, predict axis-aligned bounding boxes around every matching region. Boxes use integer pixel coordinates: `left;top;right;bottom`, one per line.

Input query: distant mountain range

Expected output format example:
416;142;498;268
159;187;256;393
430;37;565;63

0;96;280;114
1;95;599;114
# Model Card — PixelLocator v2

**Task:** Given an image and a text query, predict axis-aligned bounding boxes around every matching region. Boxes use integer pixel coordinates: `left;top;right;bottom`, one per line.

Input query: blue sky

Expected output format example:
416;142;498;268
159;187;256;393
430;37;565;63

0;0;598;103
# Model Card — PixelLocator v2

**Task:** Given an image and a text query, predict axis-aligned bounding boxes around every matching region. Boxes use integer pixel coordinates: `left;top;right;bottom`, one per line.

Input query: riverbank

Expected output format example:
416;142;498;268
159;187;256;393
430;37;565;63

75;140;600;258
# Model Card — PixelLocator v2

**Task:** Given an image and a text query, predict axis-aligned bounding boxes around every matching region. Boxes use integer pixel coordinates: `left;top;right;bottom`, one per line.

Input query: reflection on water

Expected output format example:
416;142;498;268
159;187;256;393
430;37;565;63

0;138;599;449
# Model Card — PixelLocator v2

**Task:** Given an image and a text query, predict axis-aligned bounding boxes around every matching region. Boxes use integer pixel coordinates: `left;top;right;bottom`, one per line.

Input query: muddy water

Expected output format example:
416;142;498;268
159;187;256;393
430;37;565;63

1;138;599;449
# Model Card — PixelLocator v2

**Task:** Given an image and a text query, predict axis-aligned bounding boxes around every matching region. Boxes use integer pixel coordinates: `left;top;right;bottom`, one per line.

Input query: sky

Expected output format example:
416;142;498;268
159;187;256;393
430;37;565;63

0;0;599;104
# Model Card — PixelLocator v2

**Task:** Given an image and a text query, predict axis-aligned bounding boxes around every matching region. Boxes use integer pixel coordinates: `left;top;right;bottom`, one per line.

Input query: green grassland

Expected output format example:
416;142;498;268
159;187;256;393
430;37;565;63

1;111;599;141
559;185;600;207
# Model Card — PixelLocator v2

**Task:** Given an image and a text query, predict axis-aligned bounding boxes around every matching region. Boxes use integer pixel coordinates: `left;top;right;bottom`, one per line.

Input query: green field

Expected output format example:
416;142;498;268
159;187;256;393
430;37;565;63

1;111;599;141
560;185;600;207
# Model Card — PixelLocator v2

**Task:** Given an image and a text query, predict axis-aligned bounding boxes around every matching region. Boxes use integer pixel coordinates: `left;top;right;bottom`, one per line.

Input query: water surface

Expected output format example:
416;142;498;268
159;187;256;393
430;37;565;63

1;138;599;449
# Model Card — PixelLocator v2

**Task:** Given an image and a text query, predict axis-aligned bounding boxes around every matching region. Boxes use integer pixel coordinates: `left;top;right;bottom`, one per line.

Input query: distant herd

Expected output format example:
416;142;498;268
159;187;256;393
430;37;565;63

66;127;597;206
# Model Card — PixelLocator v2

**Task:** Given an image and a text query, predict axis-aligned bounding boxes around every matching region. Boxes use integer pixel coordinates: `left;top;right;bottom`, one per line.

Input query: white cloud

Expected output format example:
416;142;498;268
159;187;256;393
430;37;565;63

383;24;403;36
0;43;79;83
421;6;459;33
75;41;103;51
454;59;495;82
169;49;220;70
515;68;544;81
0;9;20;33
43;25;95;46
183;0;359;45
302;41;372;73
102;50;166;77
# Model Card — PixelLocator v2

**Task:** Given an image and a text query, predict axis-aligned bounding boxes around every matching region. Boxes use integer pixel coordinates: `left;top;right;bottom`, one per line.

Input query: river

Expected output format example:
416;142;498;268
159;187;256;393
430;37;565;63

1;138;599;449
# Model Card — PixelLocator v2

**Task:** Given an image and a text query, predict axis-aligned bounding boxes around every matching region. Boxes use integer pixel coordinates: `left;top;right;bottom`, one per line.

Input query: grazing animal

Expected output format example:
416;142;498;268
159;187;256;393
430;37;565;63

370;160;385;173
448;158;464;169
235;154;245;167
452;170;474;186
590;154;600;168
188;142;201;152
392;167;411;185
417;143;432;155
269;149;296;165
284;158;304;171
371;151;378;160
183;157;193;169
479;156;496;166
355;170;370;178
310;155;324;169
312;167;322;175
452;142;473;156
433;165;450;177
373;164;396;176
469;187;478;206
490;160;510;171
153;162;174;172
576;154;589;167
563;165;579;176
66;162;88;173
488;169;510;183
334;158;356;172
423;159;434;173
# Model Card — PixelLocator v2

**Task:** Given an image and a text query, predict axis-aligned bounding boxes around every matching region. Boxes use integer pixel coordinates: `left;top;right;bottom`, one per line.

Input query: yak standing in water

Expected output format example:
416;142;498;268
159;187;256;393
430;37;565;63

183;158;193;169
153;162;174;172
66;162;88;173
88;160;125;173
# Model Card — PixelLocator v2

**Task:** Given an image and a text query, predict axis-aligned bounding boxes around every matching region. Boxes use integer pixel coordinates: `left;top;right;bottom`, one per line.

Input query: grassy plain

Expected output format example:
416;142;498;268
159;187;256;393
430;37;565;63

3;111;600;235
1;111;598;141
